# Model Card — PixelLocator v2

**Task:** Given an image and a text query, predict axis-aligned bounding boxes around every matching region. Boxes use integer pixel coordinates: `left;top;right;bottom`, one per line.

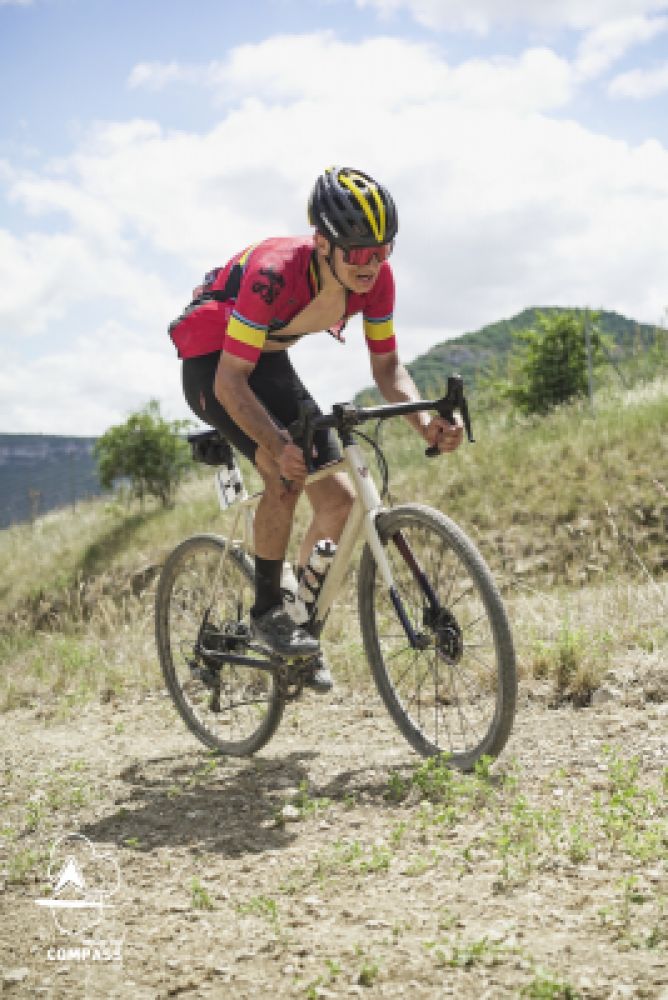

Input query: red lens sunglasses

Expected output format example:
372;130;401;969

342;242;394;266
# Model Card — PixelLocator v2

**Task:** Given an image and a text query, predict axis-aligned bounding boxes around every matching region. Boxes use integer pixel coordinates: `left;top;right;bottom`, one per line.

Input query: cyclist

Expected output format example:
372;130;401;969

170;166;463;692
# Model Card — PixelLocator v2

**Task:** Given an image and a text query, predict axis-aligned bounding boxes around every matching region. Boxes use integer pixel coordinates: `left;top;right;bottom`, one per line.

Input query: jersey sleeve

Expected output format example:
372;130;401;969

363;263;396;355
222;250;283;364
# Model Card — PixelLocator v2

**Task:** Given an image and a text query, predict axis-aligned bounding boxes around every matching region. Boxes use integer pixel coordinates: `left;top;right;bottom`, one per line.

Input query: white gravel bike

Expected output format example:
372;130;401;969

155;376;517;771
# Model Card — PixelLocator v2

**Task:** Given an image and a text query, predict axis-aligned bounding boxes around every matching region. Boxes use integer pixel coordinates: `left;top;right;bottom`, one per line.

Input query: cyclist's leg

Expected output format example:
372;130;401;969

248;354;355;569
300;472;355;568
182;351;258;460
181;351;318;657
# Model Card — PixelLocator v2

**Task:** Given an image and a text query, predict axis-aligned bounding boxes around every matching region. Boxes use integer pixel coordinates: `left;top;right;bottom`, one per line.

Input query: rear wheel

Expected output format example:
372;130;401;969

155;534;284;755
359;505;517;770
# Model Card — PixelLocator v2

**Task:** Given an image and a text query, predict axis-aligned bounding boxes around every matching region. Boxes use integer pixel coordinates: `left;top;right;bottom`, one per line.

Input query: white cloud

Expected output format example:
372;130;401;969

129;33;574;113
576;15;668;78
2;30;668;433
355;0;668;33
0;225;179;337
127;61;209;91
609;61;668;97
0;321;184;435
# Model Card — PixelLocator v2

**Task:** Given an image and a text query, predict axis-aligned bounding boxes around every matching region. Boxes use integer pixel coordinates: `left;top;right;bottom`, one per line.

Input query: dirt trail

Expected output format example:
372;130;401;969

1;681;667;999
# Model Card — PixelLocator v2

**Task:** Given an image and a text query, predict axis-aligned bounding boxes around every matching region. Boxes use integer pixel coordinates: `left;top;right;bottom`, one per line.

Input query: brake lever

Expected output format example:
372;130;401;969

425;374;475;457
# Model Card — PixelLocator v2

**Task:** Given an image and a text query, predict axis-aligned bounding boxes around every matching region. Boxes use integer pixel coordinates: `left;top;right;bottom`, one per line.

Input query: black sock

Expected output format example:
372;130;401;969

252;556;284;618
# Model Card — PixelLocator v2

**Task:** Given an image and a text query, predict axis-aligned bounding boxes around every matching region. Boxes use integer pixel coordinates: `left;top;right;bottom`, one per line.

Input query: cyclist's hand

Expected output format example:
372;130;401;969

278;439;307;491
424;414;464;454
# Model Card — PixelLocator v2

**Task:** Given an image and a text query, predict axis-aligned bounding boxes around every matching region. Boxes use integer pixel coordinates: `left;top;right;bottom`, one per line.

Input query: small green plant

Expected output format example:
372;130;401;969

553;620;586;700
521;969;582;998
237;894;281;934
191;878;214;911
293;780;331;818
531;618;604;705
357;957;380;987
359;843;392;874
390;820;408;846
304;957;342;997
567;822;592;864
404;849;439;877
190;758;218;783
7;847;41;884
324;958;341;979
385;770;409;802
446;936;495;968
24;799;43;832
412;754;455;802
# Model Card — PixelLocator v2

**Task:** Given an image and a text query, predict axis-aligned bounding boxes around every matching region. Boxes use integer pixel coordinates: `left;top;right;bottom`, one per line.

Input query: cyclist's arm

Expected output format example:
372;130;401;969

370;350;432;439
371;350;464;453
214;353;290;461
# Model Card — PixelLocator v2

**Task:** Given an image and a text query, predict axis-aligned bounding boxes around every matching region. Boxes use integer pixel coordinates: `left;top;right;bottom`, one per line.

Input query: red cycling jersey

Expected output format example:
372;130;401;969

169;236;396;365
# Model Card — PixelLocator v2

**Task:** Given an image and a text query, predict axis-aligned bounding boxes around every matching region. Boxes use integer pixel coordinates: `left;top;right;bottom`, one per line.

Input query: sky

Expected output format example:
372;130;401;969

1;0;667;435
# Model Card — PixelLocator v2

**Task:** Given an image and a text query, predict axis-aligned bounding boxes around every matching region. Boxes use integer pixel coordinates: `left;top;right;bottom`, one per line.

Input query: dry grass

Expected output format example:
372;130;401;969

506;574;668;705
0;377;666;714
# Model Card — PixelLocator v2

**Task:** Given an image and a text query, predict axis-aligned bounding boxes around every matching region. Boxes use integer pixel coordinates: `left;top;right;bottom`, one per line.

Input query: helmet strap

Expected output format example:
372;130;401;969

315;233;351;291
325;245;349;291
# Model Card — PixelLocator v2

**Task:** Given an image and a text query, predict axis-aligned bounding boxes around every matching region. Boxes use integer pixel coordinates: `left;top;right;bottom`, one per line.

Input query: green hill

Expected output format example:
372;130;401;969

355;307;661;404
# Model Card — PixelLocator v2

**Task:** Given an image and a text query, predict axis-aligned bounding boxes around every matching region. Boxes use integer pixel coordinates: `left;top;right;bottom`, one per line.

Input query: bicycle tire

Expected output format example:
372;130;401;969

358;504;517;770
155;533;284;755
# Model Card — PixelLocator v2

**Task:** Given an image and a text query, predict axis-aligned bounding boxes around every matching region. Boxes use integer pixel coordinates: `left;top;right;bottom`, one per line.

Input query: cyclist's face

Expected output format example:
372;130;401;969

331;245;382;294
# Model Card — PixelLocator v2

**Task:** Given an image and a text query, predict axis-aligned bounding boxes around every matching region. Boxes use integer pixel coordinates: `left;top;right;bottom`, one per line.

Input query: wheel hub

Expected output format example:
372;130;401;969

423;606;463;664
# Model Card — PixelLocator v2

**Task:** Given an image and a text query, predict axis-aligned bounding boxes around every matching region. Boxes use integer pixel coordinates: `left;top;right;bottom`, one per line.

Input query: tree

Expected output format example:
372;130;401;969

501;310;606;415
95;401;191;507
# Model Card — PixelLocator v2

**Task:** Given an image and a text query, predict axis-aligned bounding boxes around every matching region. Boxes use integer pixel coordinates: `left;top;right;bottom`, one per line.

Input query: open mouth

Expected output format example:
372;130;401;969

355;271;376;286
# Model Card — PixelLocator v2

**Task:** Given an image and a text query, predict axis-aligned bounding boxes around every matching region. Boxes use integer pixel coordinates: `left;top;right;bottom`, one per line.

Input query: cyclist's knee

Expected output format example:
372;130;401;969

255;446;303;502
310;474;354;521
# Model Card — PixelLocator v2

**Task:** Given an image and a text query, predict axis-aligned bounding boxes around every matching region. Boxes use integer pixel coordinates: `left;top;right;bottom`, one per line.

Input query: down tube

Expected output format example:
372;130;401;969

313;496;366;623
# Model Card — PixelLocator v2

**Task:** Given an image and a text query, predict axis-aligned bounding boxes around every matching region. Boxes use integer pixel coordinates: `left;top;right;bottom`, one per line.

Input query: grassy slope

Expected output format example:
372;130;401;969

0;378;666;711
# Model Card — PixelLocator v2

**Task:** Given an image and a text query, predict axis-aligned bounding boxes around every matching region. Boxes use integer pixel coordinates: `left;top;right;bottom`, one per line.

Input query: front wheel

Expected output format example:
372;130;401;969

155;534;284;756
358;505;517;770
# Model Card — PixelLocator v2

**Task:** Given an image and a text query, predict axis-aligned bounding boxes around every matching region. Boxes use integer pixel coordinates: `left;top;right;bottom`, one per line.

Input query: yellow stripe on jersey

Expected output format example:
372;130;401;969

227;314;266;347
363;317;394;341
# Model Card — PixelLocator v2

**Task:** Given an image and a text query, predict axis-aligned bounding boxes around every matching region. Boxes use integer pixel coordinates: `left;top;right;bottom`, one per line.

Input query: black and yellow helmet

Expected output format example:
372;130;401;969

308;166;398;248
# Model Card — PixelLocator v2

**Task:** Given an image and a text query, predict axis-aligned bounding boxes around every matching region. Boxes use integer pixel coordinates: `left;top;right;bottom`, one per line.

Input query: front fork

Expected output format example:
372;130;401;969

366;513;438;651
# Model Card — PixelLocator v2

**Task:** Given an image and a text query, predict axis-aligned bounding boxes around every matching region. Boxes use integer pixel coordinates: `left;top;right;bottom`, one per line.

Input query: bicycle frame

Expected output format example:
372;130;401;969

208;377;477;662
214;442;394;648
220;437;392;631
306;441;393;628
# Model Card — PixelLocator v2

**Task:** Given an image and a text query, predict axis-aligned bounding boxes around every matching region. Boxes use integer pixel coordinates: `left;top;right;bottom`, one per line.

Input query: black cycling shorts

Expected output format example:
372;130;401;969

181;351;341;469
